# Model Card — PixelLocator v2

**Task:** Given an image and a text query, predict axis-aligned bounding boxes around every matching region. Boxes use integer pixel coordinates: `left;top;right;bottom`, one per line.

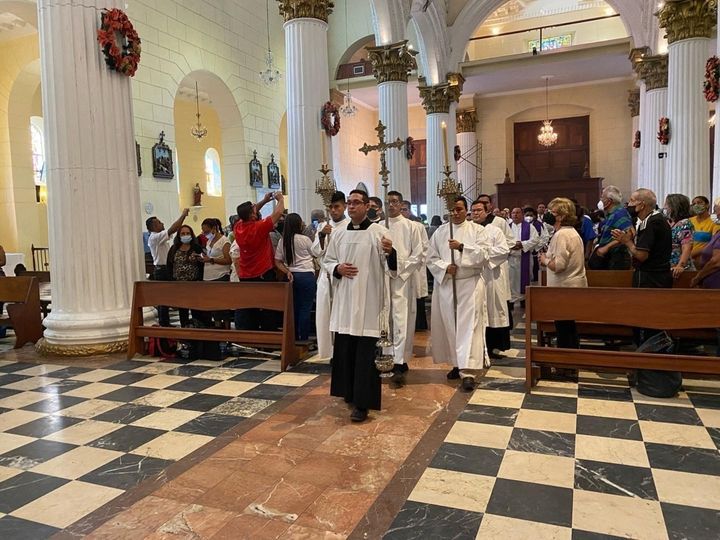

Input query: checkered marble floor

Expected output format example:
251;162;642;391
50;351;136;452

0;352;326;538
385;332;720;540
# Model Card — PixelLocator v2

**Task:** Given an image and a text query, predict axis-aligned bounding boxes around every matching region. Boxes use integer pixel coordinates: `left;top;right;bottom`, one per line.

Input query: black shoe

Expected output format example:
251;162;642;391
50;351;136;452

488;351;504;360
461;377;476;392
350;407;368;422
399;363;409;373
447;367;460;380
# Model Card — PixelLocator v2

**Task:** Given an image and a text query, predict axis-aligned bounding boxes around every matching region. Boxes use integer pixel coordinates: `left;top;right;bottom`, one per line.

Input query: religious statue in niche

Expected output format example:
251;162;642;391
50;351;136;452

249;150;263;188
267;153;281;189
193;183;204;206
136;141;142;176
152;131;174;179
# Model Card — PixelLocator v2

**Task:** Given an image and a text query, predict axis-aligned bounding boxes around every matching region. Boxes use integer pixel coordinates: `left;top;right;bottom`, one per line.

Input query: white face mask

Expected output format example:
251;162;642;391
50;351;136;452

597;200;605;211
205;232;215;242
180;235;192;244
524;216;534;223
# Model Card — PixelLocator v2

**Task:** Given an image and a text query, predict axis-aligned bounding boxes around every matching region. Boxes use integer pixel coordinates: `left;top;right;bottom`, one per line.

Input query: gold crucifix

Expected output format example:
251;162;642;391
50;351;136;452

359;121;405;199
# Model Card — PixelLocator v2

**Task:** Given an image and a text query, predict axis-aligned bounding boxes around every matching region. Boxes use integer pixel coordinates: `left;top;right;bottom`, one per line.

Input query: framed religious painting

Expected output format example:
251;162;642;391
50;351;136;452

267;153;281;189
249;150;263;188
136;141;142;176
152;131;174;179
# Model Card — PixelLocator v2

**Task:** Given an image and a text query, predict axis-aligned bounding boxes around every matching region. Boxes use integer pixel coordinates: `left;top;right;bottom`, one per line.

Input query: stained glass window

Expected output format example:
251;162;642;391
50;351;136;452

205;147;222;196
30;117;45;185
528;34;572;52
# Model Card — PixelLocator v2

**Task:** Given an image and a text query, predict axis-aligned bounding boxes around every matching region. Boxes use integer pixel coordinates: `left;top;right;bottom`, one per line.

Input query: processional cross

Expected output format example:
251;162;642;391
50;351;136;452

359;121;405;196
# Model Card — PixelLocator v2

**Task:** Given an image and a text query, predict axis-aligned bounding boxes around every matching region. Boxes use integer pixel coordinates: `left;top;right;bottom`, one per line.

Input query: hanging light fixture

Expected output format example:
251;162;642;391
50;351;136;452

259;0;282;87
338;0;357;118
538;75;558;147
191;81;208;141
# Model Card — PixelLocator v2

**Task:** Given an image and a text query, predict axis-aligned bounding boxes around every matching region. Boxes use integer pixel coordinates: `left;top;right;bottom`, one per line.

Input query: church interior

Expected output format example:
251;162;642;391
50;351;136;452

0;0;719;538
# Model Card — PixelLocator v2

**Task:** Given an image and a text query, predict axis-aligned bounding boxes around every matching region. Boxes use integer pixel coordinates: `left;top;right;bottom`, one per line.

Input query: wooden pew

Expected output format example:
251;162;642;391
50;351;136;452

525;286;720;392
128;281;298;371
0;277;44;348
22;271;51;318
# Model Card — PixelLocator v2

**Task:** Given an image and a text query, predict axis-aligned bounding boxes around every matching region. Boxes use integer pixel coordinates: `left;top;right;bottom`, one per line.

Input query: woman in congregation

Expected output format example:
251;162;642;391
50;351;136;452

166;224;204;327
274;213;317;342
691;198;720;290
200;218;232;282
663;194;695;279
539;197;587;349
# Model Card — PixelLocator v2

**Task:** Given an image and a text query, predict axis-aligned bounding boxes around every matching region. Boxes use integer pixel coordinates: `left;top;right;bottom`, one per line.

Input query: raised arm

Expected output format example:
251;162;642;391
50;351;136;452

167;208;189;236
270;192;285;225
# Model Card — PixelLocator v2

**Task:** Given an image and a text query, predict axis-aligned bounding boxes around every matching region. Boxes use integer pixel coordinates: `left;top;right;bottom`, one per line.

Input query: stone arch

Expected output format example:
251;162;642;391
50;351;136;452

334;34;375;79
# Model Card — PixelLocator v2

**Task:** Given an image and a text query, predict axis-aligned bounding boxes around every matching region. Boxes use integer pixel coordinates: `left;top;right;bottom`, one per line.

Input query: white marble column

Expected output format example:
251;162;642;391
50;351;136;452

425;112;451;221
38;0;143;354
658;0;715;199
456;109;478;197
282;4;333;220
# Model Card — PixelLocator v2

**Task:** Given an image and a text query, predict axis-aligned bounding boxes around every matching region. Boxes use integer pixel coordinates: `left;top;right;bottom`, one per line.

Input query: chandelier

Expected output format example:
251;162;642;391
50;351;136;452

191;81;207;141
538;76;557;147
338;0;357;118
259;0;282;87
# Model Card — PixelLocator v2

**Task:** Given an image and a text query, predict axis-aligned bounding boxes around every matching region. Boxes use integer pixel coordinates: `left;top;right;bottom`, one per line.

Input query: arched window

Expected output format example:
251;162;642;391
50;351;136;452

205;148;222;196
30;117;45;185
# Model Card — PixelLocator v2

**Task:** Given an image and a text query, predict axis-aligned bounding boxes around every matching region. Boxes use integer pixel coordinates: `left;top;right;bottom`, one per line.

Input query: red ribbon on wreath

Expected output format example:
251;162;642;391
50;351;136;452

97;9;141;77
321;102;341;137
704;56;719;103
657;117;670;145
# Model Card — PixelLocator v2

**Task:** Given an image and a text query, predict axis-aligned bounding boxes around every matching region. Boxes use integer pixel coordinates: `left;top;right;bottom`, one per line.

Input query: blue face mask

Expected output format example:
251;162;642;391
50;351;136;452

180;235;192;244
205;232;215;242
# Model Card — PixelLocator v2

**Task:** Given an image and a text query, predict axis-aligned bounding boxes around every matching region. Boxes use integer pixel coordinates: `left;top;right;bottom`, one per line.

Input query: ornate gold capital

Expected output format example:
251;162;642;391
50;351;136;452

628;89;640;117
634;54;668;91
628;46;652;69
277;0;334;23
418;77;453;114
456;108;478;133
366;40;417;84
447;72;465;103
36;338;128;357
657;0;717;44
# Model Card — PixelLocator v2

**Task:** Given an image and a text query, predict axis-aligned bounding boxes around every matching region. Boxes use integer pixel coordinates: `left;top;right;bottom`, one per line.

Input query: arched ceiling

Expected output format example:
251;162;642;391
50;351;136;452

0;0;37;42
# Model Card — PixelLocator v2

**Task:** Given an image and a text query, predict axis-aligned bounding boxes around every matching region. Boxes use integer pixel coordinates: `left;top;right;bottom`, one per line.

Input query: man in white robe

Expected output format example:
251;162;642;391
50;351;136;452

324;190;396;422
386;191;427;385
311;191;349;360
401;200;430;333
428;197;489;392
508;207;540;306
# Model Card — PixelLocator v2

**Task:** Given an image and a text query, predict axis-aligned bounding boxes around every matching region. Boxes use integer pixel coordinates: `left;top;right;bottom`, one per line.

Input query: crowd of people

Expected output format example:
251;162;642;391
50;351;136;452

143;185;720;422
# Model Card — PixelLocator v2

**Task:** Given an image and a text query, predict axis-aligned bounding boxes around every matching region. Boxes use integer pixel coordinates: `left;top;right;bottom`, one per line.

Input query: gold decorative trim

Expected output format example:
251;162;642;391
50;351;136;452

418;77;452;114
634;54;668;91
446;72;465;103
657;0;717;44
277;0;334;23
456;108;478;133
366;40;418;84
628;46;652;69
36;338;128;357
628;89;640;117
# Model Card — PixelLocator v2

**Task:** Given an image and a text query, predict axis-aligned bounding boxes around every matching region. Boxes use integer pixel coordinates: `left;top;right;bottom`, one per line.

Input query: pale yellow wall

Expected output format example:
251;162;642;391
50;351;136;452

332;101;380;196
173;99;226;228
408;105;427;141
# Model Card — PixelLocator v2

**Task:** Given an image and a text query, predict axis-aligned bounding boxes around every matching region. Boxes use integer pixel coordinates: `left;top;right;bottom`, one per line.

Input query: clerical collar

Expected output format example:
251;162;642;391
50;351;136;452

481;214;494;227
348;218;372;230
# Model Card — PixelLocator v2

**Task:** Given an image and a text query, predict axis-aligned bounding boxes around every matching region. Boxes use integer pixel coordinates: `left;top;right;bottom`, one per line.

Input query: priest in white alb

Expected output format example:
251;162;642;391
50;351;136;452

428;197;489;392
311;191;349;360
508;207;540;306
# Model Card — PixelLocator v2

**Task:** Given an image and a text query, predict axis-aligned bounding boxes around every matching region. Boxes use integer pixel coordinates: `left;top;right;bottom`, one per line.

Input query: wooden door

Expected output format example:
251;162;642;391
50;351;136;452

409;139;427;206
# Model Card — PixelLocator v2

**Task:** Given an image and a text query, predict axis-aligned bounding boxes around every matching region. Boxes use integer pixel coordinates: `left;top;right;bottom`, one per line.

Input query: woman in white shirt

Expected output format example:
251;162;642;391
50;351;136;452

539;197;588;349
275;213;317;341
200;218;231;281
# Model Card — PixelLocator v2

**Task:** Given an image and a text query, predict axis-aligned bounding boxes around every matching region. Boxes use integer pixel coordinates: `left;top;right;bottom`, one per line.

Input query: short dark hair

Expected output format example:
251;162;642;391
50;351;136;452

145;216;157;231
523;207;537;217
402;200;412;207
388;190;403;201
237;201;254;221
455;196;468;210
477;193;491;200
471;199;487;210
349;189;369;203
369;196;383;208
693;195;710;205
331;191;346;204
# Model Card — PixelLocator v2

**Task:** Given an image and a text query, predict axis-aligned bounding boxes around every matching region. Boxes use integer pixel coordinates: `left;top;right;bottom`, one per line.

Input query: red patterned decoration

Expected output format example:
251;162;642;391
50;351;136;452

704;56;719;103
657;117;670;145
97;9;141;77
321;101;341;137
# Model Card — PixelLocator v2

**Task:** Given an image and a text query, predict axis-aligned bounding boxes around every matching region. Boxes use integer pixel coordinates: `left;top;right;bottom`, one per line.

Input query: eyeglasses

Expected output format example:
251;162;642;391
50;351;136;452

347;200;365;207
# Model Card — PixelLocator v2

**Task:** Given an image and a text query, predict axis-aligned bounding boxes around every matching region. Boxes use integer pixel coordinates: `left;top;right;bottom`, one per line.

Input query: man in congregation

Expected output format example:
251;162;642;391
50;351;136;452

234;191;285;330
368;196;384;224
508;207;540;308
146;207;189;326
324;190;396;422
524;207;550;282
311;191;349;361
386;191;427;385
428;197;489;392
591;185;633;270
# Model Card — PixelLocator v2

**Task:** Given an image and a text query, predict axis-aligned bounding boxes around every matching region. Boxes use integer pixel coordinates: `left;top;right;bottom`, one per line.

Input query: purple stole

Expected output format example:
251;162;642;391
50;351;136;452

520;221;531;294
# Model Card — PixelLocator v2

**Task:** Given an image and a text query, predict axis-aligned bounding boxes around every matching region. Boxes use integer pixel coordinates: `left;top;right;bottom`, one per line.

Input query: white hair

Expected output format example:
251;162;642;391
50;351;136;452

602;185;623;204
634;188;657;208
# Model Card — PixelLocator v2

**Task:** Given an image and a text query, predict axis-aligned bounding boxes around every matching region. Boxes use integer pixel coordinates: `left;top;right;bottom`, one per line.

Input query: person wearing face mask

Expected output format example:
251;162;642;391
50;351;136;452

368;196;384;223
689;196;720;265
166;225;204;327
200;218;232;282
611;188;672;289
691;198;720;289
508;207;541;308
524;207;549;283
662;194;696;278
590;186;633;270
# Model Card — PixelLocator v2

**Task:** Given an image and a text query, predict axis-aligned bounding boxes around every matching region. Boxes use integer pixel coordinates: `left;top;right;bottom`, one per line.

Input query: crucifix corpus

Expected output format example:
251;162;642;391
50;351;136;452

358;120;405;378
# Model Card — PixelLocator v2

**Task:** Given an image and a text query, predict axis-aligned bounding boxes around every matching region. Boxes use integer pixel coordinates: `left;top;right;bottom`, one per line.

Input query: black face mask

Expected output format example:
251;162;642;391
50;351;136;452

543;211;556;226
276;221;284;233
626;205;638;221
367;208;378;220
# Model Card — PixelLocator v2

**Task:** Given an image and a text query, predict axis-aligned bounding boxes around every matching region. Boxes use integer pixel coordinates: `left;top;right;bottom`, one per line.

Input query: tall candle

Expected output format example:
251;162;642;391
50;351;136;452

320;130;327;165
441;121;449;169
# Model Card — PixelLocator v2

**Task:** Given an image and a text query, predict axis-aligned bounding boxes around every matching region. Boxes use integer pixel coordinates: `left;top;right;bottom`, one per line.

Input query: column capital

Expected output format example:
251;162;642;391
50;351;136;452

447;72;465;103
277;0;334;23
628;89;640;117
418;77;453;114
657;0;717;44
634;54;668;91
366;40;417;84
628;46;652;69
456;108;478;133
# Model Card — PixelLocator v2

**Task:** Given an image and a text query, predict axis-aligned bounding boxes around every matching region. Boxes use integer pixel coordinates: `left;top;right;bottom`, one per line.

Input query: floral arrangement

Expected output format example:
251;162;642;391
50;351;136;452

657;117;670;145
405;136;415;160
321;101;340;136
633;130;641;149
704;56;719;103
97;9;141;77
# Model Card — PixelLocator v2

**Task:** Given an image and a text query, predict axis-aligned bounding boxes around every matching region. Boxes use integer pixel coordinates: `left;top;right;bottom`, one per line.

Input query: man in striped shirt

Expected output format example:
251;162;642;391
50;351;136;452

592;185;633;270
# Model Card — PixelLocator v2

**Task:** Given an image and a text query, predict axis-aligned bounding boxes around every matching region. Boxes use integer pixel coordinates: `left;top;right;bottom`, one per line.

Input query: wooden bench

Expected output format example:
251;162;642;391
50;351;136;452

0;276;44;348
31;244;49;271
21;271;51;318
525;286;720;392
128;281;298;371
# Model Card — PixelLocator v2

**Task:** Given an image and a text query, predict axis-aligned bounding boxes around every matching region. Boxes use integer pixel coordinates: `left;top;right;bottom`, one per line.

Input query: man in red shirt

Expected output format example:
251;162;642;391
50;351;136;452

233;191;285;330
